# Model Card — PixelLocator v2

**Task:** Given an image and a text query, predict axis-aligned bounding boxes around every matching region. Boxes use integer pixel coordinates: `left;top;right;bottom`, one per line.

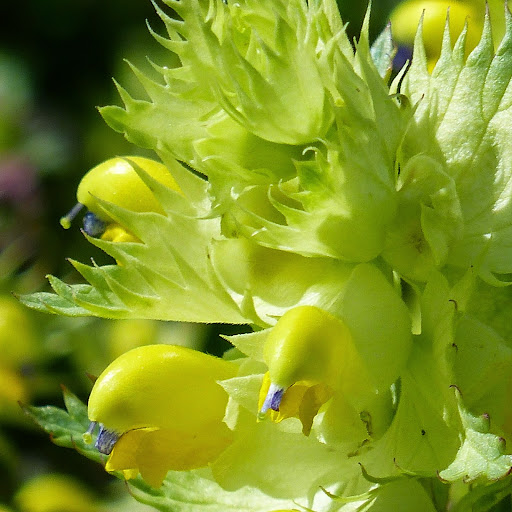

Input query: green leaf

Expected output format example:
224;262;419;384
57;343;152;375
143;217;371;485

401;8;512;283
370;23;396;80
22;189;251;324
17;291;93;316
449;477;512;512
439;400;512;483
23;387;102;464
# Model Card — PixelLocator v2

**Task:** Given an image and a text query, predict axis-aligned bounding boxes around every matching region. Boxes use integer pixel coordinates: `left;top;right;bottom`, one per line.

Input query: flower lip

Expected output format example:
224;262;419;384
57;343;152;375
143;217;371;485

95;424;119;455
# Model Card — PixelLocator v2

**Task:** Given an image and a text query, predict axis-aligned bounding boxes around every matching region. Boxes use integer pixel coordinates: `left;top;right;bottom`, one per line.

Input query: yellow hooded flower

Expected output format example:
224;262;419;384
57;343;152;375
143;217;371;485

257;267;412;439
87;344;237;487
258;305;370;435
60;156;181;241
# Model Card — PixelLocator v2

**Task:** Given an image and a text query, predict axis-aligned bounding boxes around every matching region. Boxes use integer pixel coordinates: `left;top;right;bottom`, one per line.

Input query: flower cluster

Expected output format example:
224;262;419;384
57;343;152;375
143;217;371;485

23;0;512;510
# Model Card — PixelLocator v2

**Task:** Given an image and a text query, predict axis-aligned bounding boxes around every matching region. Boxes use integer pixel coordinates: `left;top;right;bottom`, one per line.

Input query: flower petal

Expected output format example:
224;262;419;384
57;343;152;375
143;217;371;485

106;425;234;487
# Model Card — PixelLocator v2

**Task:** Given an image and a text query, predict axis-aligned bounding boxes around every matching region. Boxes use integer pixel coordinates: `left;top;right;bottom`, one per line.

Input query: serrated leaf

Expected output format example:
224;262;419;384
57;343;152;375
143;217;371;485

401;8;512;282
23;189;252;324
23;387;102;464
439;400;512;483
370;23;396;79
17;292;92;316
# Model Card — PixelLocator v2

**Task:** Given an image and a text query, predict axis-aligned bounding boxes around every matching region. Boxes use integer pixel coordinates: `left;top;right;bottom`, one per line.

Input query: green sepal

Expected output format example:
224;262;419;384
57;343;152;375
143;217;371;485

210;237;354;324
450;314;512;439
359;271;462;478
361;480;437;512
210;419;352;501
382;154;463;282
101;0;412;264
359;338;461;478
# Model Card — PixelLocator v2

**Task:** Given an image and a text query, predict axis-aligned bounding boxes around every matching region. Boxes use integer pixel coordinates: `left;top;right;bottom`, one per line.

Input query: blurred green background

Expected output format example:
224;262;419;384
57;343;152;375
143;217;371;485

0;1;402;510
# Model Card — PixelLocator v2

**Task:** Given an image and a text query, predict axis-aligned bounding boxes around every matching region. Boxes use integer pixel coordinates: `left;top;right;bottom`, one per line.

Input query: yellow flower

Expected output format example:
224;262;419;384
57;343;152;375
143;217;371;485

258;305;369;434
60;156;181;239
106;424;233;487
87;344;237;487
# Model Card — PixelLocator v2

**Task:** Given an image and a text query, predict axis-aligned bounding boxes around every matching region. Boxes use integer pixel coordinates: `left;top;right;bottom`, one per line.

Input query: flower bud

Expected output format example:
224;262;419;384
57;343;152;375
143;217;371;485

87;344;237;487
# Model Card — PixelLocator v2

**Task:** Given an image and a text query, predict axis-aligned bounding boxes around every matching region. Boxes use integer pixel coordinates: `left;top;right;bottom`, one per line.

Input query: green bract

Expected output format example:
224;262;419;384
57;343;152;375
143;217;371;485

21;0;512;510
